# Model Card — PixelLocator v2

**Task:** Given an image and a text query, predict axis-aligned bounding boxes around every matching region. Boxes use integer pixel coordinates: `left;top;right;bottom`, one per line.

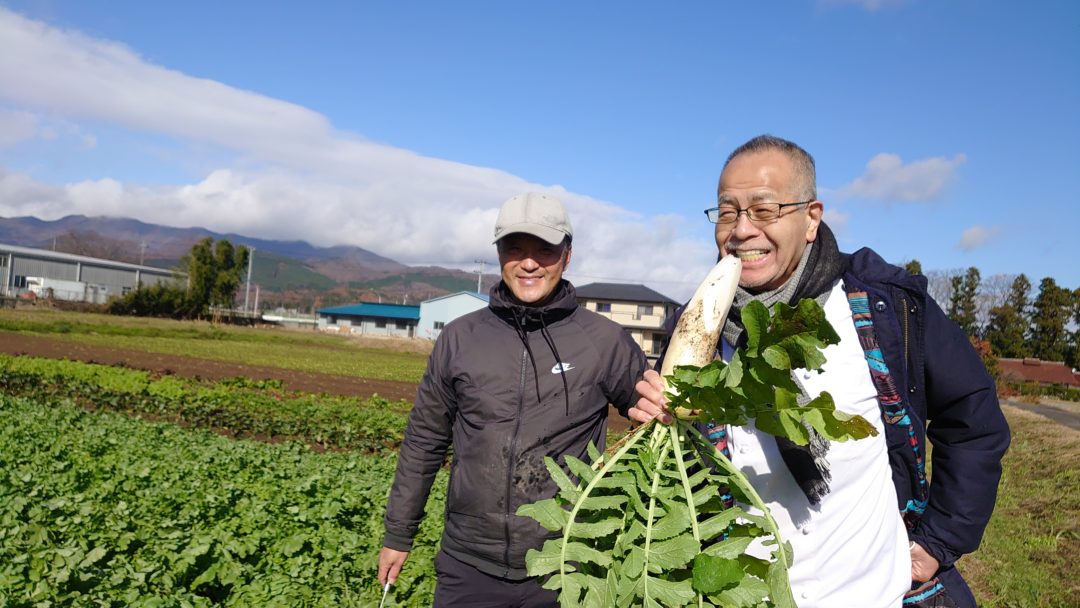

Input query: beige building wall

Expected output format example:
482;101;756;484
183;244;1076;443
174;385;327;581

581;299;674;361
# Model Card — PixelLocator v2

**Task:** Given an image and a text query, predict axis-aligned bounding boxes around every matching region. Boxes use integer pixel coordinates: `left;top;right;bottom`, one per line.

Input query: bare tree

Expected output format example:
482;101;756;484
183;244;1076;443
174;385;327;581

976;273;1017;333
924;268;964;309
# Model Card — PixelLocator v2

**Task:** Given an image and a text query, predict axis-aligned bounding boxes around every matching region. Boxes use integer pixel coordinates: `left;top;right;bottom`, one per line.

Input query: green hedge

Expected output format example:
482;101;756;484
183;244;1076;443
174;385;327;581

1007;380;1080;402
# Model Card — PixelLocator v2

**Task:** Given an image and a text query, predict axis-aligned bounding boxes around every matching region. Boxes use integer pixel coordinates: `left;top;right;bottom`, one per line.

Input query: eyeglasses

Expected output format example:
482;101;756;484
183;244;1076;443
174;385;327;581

704;201;813;225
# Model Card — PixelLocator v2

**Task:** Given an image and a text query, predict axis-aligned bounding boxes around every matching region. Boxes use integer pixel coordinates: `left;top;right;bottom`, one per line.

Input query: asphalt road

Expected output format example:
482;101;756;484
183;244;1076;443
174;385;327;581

1003;397;1080;432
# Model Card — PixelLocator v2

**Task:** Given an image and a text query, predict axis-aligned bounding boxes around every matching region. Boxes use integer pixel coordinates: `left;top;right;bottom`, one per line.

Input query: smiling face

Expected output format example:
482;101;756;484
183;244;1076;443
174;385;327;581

715;149;822;293
497;233;571;305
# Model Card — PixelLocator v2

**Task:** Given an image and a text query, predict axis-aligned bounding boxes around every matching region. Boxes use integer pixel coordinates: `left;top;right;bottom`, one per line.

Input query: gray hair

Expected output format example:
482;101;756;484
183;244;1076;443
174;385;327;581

722;134;817;201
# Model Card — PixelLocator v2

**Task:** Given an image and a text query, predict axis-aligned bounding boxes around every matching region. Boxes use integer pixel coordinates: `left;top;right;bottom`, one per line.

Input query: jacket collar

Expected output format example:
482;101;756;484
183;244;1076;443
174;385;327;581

489;279;577;330
844;247;928;294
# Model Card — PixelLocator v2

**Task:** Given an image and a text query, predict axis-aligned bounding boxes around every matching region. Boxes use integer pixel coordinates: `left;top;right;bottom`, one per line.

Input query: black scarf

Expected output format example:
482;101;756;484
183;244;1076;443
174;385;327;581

723;222;847;505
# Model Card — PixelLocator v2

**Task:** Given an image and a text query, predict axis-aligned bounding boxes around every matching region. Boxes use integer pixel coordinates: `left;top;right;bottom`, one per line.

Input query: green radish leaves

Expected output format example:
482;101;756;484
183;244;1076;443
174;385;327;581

518;298;879;607
521;422;792;607
668;299;877;445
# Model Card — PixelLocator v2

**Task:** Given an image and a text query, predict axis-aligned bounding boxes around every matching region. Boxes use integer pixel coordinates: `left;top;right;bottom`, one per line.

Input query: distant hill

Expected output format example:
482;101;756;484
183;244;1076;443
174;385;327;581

0;214;405;269
0;214;496;307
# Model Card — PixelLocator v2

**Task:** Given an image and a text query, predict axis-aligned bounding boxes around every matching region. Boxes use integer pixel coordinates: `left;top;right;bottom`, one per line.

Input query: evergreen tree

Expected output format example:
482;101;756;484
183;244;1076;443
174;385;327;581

1066;288;1080;368
176;237;249;319
210;239;249;309
108;238;249;320
904;259;923;276
1028;277;1071;362
182;237;216;316
985;274;1031;358
947;276;962;320
947;266;981;336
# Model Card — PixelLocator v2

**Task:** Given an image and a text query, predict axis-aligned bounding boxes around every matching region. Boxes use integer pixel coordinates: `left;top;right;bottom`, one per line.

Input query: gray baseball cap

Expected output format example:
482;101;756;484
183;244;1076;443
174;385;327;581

492;192;573;246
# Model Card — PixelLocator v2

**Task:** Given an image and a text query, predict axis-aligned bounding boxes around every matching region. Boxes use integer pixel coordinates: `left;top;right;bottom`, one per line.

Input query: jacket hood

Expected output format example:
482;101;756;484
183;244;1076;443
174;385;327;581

845;247;928;293
489;279;577;329
489;278;579;417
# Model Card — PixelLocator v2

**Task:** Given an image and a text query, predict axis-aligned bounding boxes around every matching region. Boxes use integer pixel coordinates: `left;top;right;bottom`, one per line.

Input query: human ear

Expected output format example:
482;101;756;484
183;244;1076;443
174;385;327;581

805;201;824;242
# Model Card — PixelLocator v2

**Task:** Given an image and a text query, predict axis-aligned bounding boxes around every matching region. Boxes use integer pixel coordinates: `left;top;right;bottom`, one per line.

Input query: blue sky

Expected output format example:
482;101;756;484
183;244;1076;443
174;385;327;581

0;0;1077;302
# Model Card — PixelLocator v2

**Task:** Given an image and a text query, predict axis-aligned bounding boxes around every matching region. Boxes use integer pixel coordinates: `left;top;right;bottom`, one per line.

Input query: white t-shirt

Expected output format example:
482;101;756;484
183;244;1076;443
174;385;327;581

726;282;910;608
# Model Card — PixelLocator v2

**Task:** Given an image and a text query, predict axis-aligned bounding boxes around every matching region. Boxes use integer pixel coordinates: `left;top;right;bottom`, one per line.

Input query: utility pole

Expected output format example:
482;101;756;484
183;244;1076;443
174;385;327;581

139;241;146;265
243;247;255;315
474;259;488;293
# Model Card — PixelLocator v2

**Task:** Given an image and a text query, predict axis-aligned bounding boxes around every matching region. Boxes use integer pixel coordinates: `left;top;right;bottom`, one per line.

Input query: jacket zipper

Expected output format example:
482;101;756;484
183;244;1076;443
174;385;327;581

901;295;910;373
502;346;528;575
901;294;918;395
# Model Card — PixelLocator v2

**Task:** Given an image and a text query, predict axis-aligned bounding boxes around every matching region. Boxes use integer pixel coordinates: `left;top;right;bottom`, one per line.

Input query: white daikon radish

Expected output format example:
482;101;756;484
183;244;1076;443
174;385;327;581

659;255;741;410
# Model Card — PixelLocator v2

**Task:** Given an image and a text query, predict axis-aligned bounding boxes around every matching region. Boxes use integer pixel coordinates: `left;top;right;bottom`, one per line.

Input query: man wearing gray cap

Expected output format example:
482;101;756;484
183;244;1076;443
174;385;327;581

378;193;648;606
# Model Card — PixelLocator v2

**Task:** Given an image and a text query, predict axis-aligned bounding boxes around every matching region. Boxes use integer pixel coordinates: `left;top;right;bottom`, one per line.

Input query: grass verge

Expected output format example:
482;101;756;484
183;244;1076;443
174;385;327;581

961;404;1079;607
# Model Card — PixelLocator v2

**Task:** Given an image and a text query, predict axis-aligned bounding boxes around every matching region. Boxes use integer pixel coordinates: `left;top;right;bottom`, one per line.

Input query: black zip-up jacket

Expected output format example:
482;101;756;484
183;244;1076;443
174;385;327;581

383;279;647;578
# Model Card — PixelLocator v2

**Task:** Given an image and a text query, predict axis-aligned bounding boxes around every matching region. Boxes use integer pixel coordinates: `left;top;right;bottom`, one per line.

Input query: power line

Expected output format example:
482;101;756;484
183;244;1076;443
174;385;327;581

563;271;700;285
404;261;701;286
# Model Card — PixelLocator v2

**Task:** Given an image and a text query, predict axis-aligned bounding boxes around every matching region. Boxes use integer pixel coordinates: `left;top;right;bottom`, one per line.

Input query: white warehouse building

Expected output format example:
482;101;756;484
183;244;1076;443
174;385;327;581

0;243;178;304
417;291;489;340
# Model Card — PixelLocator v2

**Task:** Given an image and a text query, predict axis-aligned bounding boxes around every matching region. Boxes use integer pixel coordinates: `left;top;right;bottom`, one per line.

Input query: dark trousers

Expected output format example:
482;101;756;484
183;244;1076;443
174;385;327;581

432;551;558;608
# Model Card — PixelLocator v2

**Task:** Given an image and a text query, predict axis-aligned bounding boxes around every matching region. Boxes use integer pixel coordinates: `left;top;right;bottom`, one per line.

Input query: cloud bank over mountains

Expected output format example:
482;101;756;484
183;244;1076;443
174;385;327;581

0;7;719;298
0;7;981;300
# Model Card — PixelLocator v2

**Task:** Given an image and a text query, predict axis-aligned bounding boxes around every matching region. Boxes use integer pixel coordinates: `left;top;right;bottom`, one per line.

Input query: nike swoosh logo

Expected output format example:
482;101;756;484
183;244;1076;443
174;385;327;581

551;362;575;374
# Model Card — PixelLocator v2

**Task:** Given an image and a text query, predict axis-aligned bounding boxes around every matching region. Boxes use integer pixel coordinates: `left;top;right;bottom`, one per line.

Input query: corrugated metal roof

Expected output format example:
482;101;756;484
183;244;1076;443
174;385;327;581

0;242;180;276
999;358;1080;387
421;291;490;304
317;302;420;320
575;282;679;304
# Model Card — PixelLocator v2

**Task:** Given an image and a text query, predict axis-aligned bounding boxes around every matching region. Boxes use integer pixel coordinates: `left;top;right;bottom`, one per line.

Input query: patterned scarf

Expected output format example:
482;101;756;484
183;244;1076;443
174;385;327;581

721;222;846;505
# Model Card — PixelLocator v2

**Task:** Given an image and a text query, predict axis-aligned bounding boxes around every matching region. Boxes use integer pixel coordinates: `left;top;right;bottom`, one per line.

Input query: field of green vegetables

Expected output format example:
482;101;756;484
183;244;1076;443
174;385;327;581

1;307;1076;607
0;392;445;606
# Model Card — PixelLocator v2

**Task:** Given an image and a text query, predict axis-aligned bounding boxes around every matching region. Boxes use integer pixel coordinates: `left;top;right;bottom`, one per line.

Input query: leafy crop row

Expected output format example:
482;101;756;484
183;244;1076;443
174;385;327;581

0;395;445;606
0;355;410;454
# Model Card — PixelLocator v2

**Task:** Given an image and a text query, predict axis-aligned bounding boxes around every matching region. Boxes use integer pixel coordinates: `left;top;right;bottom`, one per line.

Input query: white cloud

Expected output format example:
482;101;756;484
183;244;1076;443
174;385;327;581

835;152;966;202
0;108;39;148
0;164;716;301
0;105;101;149
822;207;850;233
0;7;722;302
957;225;1000;252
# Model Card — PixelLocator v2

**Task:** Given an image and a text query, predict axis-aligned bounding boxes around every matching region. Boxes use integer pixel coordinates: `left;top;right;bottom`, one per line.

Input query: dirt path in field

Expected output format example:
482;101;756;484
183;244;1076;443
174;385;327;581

0;331;635;431
0;332;420;402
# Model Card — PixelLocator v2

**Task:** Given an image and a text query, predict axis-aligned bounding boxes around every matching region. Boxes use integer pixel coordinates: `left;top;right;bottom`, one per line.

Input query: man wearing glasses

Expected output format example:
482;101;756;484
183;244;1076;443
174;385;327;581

630;135;1009;607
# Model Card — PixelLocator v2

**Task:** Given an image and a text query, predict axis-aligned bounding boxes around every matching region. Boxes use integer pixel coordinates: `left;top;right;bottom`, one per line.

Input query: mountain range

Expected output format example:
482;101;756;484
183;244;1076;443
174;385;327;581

0;215;497;309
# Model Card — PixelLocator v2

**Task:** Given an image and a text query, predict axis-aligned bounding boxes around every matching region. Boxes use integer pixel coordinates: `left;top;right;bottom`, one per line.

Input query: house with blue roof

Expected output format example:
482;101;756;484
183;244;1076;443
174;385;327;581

317;302;421;338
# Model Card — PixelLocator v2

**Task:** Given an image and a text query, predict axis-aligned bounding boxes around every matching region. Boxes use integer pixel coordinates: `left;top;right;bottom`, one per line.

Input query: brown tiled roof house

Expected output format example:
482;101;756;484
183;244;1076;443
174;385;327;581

998;358;1080;388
